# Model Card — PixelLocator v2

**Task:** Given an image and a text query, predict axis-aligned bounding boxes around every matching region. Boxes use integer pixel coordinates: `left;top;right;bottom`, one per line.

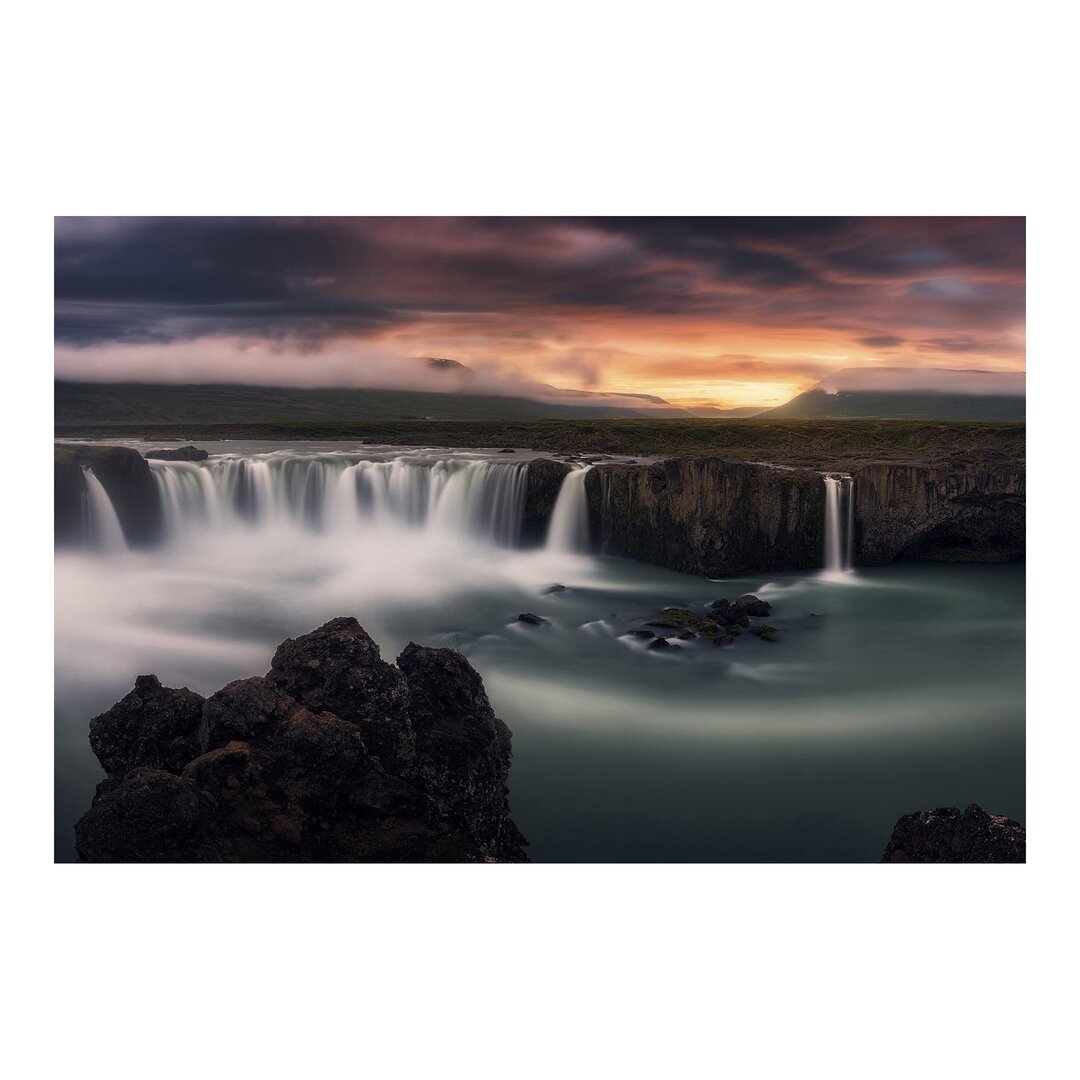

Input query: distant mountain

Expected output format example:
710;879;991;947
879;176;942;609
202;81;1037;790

416;356;697;415
54;380;715;427
763;367;1025;421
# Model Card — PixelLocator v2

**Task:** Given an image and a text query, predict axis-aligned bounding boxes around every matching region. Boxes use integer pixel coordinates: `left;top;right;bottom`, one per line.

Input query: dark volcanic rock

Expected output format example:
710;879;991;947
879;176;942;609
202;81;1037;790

144;445;209;461
648;636;678;650
541;584;568;594
268;617;414;769
74;619;527;863
75;769;207;863
516;612;550;626
89;674;207;778
881;804;1025;863
202;676;299;749
733;594;771;617
397;643;526;859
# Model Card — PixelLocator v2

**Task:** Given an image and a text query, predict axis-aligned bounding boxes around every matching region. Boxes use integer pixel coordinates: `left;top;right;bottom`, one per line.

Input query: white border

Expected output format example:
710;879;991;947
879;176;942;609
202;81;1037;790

6;3;1074;1077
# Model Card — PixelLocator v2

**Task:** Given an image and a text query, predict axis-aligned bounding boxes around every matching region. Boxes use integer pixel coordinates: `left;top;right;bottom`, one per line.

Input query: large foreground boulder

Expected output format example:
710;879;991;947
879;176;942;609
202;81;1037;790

75;618;527;863
881;804;1025;863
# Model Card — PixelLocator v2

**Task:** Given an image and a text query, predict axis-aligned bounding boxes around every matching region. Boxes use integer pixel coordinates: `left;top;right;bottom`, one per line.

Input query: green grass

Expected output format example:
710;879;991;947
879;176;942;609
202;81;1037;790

54;380;690;425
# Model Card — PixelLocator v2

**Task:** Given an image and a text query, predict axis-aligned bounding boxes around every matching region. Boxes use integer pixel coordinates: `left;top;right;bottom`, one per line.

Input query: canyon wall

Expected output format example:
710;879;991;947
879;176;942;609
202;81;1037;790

584;455;1024;574
54;444;1025;571
586;459;825;576
851;460;1025;564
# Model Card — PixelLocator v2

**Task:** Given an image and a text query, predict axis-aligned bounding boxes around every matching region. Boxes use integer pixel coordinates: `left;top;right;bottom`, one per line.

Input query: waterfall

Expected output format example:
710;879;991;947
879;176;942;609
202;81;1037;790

148;452;530;548
81;468;127;552
546;466;593;553
823;474;855;573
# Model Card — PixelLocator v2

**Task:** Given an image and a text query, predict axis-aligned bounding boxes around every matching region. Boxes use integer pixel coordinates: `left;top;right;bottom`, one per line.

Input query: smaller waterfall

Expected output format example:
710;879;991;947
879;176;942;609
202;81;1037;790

823;474;855;573
82;468;127;552
546;466;593;553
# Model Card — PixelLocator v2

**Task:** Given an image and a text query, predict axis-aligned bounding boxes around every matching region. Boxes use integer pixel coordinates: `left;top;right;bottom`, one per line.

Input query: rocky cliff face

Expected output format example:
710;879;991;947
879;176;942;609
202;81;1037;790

851;460;1025;564
54;443;162;547
584;459;825;576
570;454;1024;575
521;457;572;545
74;618;527;862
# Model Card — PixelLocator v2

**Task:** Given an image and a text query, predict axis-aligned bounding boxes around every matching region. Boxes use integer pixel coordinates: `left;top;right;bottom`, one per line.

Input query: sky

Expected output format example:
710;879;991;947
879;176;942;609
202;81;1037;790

54;216;1026;409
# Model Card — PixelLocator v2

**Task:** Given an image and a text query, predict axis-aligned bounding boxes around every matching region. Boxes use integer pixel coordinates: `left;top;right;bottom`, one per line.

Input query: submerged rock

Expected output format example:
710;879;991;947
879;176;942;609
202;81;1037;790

733;594;772;617
881;804;1025;863
645;599;774;644
648;636;679;650
516;612;550;626
144;445;209;461
541;584;568;594
74;618;527;863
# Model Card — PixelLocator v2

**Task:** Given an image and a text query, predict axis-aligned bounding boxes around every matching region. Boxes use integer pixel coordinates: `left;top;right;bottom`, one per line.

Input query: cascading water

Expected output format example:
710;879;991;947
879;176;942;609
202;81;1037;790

149;452;530;548
823;474;855;573
81;468;127;552
545;466;593;553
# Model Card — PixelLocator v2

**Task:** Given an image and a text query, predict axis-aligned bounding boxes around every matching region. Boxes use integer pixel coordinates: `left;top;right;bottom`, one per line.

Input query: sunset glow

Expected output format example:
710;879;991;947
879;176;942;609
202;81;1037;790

54;217;1025;408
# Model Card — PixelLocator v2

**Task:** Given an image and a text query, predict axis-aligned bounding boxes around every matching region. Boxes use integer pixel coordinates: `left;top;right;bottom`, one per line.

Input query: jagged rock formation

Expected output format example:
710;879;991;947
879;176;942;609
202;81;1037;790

74;618;527;862
881;804;1025;863
144;445;209;461
54;443;162;547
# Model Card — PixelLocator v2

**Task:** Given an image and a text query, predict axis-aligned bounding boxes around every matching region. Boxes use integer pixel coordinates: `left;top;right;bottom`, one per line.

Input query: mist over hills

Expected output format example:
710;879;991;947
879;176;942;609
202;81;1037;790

55;365;1026;429
53;380;727;426
762;367;1025;421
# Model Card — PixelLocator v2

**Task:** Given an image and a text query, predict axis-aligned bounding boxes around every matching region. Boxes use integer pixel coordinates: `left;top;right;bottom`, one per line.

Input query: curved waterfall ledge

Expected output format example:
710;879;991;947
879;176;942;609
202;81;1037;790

55;444;1025;570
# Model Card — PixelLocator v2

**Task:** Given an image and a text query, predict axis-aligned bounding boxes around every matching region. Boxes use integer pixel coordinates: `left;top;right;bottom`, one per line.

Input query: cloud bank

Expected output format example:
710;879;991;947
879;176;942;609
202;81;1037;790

54;216;1025;407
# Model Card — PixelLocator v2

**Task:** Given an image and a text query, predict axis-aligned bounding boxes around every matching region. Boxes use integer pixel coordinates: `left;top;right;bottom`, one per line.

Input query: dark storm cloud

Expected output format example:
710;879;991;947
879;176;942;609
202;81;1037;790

54;216;1026;353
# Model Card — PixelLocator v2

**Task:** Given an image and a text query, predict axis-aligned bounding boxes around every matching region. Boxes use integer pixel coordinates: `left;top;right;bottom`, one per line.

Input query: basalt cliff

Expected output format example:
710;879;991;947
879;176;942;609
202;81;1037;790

583;453;1024;575
74;618;527;862
55;422;1024;573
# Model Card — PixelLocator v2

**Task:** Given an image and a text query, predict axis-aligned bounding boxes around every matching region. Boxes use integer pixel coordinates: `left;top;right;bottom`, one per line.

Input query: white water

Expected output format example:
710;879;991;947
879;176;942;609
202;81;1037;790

545;466;593;553
148;452;530;548
823;475;855;574
54;441;1024;864
82;468;127;552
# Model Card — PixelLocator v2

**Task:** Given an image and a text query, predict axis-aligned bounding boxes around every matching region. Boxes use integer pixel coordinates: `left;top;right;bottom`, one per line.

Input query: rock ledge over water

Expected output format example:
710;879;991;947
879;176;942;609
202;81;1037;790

75;618;527;862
